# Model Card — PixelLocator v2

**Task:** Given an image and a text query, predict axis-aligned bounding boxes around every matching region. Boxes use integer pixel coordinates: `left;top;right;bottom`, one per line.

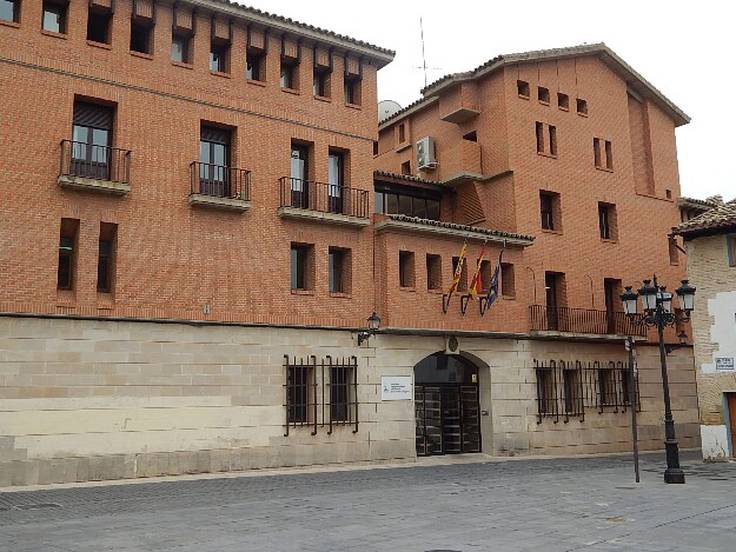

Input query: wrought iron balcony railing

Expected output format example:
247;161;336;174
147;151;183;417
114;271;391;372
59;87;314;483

190;162;251;201
278;177;369;219
529;305;647;337
59;140;131;183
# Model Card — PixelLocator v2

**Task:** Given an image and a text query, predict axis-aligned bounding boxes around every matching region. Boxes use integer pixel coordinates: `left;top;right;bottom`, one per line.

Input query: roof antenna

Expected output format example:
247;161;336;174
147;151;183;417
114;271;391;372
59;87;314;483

420;17;428;88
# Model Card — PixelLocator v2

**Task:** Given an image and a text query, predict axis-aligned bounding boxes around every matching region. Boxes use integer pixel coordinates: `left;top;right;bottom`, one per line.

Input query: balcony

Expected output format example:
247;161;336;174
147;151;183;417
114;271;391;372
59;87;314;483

529;305;647;337
58;140;131;195
441;140;483;182
277;177;370;227
189;162;251;212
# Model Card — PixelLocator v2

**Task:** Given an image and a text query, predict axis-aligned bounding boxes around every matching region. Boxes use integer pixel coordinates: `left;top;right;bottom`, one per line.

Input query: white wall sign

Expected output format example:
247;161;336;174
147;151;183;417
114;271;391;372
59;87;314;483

715;357;735;371
381;376;412;401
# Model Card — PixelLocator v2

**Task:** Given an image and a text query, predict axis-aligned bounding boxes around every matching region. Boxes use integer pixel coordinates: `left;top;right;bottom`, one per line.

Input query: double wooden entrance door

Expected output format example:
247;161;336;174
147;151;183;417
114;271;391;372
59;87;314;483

415;384;481;456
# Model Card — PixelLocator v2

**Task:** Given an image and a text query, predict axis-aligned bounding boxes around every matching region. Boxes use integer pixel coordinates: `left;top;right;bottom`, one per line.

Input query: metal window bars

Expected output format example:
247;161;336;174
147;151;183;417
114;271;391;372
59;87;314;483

283;355;358;436
534;359;641;424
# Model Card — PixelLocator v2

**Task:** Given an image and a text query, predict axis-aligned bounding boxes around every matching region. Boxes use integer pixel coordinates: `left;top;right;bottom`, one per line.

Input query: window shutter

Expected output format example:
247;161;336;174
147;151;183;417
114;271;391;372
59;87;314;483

73;102;113;130
728;235;736;267
200;126;230;145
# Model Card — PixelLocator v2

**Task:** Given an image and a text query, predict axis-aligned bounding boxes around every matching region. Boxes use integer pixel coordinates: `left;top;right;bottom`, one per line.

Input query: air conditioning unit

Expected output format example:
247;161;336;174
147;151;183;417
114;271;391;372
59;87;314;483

416;136;438;170
444;335;460;355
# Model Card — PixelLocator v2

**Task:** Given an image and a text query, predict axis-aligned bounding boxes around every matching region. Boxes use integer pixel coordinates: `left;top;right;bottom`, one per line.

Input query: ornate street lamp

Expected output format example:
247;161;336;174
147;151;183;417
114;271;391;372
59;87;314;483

621;276;696;484
357;311;381;346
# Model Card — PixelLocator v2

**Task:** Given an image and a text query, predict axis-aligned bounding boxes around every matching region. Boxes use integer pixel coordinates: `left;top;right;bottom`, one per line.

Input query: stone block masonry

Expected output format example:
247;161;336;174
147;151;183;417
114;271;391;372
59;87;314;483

0;316;699;486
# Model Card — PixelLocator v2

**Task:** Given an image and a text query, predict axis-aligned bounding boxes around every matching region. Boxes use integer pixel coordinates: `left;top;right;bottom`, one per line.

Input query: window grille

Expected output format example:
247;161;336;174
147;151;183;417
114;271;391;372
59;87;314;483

534;359;640;423
284;355;358;436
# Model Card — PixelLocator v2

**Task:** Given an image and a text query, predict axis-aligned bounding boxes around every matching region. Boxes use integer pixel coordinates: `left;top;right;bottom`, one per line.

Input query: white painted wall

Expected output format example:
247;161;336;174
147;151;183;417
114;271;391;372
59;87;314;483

701;424;730;460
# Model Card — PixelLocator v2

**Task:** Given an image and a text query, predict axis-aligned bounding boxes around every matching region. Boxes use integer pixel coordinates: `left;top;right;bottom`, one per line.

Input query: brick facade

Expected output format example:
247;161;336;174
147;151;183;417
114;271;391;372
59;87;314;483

0;6;701;486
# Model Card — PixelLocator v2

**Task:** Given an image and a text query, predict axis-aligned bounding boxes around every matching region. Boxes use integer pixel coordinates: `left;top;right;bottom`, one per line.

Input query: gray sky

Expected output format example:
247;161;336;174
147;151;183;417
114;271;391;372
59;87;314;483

244;0;733;201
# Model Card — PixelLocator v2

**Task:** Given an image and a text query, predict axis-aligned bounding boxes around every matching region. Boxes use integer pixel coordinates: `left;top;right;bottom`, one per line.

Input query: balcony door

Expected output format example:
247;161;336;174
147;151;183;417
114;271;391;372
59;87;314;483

199;126;230;197
328;150;344;214
71;101;113;180
290;144;309;208
545;272;564;331
604;278;622;334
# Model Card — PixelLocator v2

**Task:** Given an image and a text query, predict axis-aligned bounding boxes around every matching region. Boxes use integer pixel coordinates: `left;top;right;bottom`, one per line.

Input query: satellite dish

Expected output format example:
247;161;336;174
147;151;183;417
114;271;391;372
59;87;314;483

378;100;402;122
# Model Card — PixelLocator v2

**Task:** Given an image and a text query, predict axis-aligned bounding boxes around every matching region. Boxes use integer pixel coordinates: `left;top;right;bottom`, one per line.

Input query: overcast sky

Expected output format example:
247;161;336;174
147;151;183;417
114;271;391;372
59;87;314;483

244;0;733;201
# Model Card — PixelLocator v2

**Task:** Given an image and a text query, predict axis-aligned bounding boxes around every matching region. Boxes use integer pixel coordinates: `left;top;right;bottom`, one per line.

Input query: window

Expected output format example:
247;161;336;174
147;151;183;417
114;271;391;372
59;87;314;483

540;191;560;231
71;99;114;180
576;98;588;116
535;122;544;154
97;223;117;293
57;218;79;290
479;260;491;292
87;7;112;44
327;149;345;213
399;250;415;288
517;80;530;98
286;362;314;424
563;367;583;415
538;86;550;104
501;262;515;297
284;356;358;431
452;256;468;292
598;367;617;406
400;160;411;175
280;58;298;89
536;122;557;156
548;125;557;156
171;30;191;63
593;138;614;170
313;67;330;97
344;74;361;105
328;247;351;294
198;125;232;197
426;254;442;290
463;130;478;142
330;363;355;423
374;183;441;220
42;0;67;33
289;142;311;208
598;203;617;241
372;140;378;157
727;235;736;267
594;138;613;170
557;92;569;110
398;123;406;144
210;39;230;73
536;367;556;416
0;0;19;23
668;236;679;265
290;243;314;291
130;17;153;55
246;48;265;81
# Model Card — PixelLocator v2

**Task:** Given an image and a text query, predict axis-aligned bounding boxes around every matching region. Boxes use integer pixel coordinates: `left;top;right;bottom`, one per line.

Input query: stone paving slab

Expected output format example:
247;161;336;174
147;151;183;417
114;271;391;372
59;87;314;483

0;451;734;551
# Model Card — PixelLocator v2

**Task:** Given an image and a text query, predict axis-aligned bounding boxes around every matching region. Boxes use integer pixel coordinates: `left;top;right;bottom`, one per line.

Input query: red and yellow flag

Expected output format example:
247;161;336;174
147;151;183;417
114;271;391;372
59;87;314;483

446;242;468;299
468;243;487;298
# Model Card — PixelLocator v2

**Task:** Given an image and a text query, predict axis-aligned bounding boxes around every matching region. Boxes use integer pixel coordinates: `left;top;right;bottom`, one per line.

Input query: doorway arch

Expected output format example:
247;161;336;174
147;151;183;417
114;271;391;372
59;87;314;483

414;353;482;456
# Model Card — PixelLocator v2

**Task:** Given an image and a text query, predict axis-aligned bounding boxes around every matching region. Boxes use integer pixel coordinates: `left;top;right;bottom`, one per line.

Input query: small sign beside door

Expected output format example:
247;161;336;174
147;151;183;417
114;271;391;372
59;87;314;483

381;376;412;401
715;357;735;371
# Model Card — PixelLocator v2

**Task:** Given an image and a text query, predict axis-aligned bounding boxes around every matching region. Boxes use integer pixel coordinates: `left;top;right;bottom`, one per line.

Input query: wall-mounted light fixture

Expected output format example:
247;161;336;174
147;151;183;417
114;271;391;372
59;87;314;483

357;311;381;346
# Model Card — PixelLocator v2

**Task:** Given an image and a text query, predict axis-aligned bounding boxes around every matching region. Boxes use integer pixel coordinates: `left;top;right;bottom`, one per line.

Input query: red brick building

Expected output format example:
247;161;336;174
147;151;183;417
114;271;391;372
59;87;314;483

0;2;699;486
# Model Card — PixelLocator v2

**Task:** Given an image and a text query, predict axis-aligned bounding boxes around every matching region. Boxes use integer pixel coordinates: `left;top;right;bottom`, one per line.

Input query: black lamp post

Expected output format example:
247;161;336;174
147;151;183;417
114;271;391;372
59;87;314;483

620;276;696;484
357;312;381;346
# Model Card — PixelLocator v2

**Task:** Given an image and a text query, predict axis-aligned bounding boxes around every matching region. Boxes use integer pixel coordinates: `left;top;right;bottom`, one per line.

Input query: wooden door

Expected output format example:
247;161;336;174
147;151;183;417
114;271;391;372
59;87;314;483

728;394;736;457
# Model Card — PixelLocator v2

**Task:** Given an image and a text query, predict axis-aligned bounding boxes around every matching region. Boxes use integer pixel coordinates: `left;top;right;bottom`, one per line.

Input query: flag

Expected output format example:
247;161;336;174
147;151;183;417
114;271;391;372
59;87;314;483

468;243;487;299
445;241;468;301
483;250;504;310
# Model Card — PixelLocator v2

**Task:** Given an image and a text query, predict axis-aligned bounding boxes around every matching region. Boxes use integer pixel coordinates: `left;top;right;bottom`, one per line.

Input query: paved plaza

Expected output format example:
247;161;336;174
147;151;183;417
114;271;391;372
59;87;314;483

1;451;735;552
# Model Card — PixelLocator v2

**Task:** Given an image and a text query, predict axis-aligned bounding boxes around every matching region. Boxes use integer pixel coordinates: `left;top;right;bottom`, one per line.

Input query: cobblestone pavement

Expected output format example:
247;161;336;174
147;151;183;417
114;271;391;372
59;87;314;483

1;451;735;552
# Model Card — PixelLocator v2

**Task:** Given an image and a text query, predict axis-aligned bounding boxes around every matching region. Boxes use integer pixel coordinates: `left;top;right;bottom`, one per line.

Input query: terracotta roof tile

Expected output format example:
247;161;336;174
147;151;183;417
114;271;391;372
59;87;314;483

674;199;736;237
203;1;395;60
386;214;535;243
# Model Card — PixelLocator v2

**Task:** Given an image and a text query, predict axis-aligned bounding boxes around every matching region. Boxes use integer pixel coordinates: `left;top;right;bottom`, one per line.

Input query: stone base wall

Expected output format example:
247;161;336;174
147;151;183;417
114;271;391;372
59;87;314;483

0;317;700;486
